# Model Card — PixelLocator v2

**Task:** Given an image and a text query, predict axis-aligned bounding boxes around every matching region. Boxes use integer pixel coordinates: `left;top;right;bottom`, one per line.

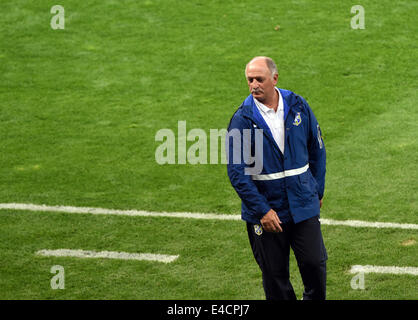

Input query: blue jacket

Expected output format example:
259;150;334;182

226;88;326;224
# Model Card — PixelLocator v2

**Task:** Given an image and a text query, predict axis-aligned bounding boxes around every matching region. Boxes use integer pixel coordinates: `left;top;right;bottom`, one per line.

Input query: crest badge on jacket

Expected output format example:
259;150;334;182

293;112;302;126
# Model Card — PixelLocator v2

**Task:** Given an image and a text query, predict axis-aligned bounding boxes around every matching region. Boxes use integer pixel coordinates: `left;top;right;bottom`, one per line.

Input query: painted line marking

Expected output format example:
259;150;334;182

320;218;418;230
1;203;417;230
36;249;179;264
0;203;241;220
350;265;418;276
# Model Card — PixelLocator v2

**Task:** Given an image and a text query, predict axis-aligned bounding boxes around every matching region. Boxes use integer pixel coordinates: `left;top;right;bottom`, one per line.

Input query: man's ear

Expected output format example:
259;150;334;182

273;73;278;85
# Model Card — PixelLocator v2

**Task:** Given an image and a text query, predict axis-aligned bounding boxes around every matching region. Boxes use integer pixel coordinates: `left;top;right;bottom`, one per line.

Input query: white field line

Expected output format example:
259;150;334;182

350;265;418;276
1;203;417;230
36;249;179;263
320;218;418;230
0;203;241;220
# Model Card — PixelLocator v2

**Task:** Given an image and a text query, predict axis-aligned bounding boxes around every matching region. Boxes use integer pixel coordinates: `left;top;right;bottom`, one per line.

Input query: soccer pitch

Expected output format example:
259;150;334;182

0;0;417;299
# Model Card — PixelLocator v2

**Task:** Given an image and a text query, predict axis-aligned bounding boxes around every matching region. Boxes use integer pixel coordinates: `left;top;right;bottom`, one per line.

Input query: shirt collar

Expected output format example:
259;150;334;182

254;87;283;114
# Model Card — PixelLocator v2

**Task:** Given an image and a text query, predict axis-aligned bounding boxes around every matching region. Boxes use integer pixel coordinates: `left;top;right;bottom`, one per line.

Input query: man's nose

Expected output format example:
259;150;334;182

250;80;259;88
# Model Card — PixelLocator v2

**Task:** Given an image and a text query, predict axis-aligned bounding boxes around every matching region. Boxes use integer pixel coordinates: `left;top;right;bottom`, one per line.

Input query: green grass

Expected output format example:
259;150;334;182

0;210;416;299
0;0;417;299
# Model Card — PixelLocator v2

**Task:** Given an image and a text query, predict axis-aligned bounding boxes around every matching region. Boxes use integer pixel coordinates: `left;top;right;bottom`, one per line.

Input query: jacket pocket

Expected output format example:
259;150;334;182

254;179;285;204
297;172;318;205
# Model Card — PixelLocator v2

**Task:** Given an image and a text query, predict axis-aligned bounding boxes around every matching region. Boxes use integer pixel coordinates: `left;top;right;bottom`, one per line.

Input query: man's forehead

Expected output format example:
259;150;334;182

246;60;269;77
246;67;268;78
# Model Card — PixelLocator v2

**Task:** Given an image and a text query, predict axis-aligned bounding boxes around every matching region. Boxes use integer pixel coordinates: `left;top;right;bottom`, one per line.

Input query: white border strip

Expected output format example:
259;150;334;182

350;265;418;276
36;249;179;264
1;203;417;230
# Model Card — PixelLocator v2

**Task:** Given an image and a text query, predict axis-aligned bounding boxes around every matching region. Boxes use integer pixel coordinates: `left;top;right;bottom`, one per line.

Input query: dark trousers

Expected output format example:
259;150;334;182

247;215;327;300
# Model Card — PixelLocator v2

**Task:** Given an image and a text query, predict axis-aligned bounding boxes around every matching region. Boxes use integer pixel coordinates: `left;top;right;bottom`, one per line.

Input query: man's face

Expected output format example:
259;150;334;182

245;59;278;103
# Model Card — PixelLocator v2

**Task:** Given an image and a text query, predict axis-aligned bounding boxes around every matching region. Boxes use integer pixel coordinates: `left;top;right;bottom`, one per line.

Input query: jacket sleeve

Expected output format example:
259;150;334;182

305;101;326;200
226;113;271;219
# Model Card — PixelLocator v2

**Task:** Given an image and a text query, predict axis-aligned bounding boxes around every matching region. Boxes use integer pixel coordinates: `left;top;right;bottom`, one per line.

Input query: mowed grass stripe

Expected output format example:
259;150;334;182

36;249;179;263
1;203;417;230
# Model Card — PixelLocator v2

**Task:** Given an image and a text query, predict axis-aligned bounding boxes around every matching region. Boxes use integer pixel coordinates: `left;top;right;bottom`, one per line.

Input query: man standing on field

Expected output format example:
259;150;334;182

226;56;327;300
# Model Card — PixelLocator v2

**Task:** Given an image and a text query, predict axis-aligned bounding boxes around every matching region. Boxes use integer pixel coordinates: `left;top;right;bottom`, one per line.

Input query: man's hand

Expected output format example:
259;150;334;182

260;209;283;233
320;198;323;208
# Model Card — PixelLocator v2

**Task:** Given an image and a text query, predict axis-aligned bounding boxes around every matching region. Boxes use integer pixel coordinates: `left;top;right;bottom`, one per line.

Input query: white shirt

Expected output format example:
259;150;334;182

253;88;285;154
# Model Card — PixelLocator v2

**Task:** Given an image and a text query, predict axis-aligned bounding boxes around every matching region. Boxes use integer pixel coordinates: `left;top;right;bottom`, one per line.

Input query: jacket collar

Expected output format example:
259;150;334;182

240;88;299;156
241;88;298;123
